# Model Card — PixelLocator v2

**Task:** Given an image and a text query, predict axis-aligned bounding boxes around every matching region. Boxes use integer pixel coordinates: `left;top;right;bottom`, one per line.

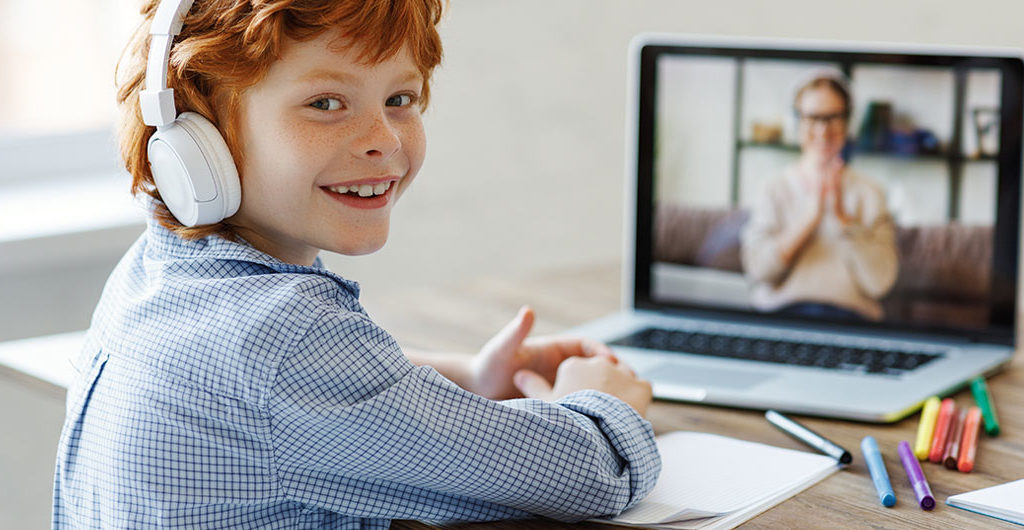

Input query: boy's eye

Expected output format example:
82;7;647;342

386;94;415;107
310;97;343;111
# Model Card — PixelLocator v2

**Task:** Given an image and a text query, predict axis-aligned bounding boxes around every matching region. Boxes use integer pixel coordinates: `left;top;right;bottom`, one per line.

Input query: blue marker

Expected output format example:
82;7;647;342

861;436;896;507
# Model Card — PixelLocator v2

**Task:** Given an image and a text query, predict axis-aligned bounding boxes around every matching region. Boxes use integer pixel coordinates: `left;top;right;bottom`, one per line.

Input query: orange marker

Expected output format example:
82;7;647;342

928;398;956;462
943;406;967;470
957;406;982;473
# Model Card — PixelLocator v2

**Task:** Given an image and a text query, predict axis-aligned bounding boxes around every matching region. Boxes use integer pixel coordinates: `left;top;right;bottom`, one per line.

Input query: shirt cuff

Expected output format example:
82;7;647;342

555;390;662;511
839;222;868;238
754;240;787;283
835;222;870;259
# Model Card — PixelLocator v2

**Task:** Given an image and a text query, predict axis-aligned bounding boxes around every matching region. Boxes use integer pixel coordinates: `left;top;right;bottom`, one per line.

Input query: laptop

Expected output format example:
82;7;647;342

571;34;1023;422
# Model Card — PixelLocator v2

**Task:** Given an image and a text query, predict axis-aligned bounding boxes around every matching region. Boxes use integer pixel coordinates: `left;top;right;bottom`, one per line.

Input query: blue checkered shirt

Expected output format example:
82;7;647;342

53;215;660;528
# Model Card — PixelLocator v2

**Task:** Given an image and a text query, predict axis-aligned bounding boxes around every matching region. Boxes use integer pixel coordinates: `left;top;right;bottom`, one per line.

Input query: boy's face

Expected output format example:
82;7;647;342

229;30;426;265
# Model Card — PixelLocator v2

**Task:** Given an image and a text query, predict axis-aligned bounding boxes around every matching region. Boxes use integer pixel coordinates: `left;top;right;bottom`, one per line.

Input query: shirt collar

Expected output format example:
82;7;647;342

143;201;360;299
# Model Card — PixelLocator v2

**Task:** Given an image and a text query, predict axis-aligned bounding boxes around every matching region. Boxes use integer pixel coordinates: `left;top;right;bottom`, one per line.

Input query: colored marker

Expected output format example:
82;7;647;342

969;376;1000;436
913;396;941;460
765;410;852;465
958;406;982;473
943;406;967;470
928;398;956;462
898;440;935;510
861;436;896;507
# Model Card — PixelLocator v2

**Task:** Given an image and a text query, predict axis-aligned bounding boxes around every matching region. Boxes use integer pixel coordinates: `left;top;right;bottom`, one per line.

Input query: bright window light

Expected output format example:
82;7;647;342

0;0;137;138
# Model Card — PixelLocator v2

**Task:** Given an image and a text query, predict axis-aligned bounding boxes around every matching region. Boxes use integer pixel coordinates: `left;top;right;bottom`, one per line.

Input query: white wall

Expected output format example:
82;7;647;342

0;0;133;135
655;56;737;208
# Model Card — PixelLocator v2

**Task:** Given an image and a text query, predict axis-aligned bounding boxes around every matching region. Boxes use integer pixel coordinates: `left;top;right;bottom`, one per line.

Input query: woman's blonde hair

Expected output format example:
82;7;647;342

792;69;852;120
116;0;444;240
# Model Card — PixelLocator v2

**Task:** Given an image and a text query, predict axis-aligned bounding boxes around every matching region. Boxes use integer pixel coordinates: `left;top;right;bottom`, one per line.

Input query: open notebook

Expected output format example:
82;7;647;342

947;479;1024;526
593;431;840;529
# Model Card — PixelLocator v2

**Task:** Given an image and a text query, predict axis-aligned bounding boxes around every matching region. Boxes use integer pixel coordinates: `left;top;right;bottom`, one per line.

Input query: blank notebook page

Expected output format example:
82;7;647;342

612;431;838;525
947;478;1024;525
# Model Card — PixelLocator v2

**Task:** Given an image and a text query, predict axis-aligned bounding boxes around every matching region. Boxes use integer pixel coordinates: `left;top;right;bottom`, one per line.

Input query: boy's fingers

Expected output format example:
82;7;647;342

531;336;618;363
506;306;535;343
485;306;535;353
514;369;551;399
615;361;637;377
580;339;618;363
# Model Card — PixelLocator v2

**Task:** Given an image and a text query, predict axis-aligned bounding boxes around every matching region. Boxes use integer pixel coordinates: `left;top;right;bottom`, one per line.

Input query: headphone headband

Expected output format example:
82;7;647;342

140;0;196;127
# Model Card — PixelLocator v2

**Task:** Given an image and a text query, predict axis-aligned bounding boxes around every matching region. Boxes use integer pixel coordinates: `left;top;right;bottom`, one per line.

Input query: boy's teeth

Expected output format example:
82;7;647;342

328;181;392;197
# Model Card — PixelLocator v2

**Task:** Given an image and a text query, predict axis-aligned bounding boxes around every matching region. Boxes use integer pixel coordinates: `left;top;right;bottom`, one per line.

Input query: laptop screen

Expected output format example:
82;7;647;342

631;37;1022;344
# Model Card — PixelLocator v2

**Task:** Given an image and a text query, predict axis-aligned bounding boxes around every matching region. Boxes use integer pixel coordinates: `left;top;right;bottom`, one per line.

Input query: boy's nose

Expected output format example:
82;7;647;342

352;112;401;159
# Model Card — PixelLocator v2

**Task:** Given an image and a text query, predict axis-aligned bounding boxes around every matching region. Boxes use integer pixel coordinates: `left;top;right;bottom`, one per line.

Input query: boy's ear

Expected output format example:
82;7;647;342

148;112;241;227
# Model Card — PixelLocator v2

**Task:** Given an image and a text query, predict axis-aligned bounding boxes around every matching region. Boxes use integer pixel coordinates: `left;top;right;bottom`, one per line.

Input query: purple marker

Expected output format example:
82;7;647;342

897;440;935;510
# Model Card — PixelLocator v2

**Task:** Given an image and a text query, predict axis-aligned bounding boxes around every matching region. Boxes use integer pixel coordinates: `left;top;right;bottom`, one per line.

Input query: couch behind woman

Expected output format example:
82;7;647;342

653;204;992;328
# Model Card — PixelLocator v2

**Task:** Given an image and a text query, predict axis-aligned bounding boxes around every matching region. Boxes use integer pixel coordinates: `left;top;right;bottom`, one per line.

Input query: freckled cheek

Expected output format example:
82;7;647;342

267;124;341;180
400;121;427;189
241;116;294;169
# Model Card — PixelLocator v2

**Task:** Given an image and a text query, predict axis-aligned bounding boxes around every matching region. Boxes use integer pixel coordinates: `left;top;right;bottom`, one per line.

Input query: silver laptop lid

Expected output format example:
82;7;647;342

624;34;1022;346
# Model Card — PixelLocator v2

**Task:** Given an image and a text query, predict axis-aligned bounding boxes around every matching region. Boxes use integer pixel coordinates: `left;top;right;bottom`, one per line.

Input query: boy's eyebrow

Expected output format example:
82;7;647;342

395;70;424;85
295;69;423;86
297;69;360;84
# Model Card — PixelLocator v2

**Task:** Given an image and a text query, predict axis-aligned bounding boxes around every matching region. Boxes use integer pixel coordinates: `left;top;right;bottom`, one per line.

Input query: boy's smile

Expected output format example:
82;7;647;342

228;29;426;265
321;176;399;209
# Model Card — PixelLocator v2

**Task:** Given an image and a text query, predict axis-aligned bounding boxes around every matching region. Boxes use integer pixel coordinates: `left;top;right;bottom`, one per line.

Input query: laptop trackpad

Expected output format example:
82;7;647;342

646;362;778;390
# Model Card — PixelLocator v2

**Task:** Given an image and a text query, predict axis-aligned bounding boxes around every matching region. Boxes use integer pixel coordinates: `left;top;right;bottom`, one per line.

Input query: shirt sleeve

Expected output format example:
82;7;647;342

835;185;899;299
741;180;788;284
265;309;661;523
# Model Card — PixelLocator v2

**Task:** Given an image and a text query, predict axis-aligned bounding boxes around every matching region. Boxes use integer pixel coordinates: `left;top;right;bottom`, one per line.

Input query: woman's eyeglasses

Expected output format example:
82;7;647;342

797;111;847;128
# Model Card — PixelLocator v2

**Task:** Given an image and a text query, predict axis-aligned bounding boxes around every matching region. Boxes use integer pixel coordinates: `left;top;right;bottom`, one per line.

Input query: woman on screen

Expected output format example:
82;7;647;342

741;69;898;321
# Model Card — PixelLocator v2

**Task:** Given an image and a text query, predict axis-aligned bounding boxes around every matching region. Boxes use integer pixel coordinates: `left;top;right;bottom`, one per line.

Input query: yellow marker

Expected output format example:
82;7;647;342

914;396;941;460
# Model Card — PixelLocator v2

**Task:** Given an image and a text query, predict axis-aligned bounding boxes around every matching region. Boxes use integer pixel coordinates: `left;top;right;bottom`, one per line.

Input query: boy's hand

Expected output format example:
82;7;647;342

515;356;653;417
469;306;618;401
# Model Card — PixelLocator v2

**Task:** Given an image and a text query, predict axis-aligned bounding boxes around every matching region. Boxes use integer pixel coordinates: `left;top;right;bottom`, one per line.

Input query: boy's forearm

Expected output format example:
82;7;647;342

404;348;474;392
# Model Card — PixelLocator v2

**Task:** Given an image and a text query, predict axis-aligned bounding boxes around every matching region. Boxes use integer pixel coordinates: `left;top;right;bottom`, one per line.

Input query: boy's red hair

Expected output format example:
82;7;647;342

116;0;444;240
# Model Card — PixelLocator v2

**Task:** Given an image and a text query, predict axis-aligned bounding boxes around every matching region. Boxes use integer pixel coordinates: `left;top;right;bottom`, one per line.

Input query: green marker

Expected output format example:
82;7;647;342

969;376;1000;436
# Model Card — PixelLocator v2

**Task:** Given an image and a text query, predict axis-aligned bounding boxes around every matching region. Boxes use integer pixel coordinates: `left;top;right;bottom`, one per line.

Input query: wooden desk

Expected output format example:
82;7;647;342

364;263;1023;529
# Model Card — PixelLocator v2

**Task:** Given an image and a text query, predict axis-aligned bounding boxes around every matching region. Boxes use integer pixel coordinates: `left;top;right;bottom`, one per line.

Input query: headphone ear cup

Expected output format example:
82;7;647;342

147;112;241;227
176;112;241;218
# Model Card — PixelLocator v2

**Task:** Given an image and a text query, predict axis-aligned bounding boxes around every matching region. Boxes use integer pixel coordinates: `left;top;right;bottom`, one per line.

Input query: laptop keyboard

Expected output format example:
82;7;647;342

610;327;943;376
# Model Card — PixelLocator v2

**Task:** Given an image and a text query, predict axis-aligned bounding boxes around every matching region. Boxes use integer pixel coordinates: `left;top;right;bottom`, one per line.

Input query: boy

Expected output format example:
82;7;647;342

53;1;659;527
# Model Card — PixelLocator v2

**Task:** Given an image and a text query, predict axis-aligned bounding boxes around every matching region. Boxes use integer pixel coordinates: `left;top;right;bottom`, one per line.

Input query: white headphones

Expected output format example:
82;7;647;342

139;0;240;227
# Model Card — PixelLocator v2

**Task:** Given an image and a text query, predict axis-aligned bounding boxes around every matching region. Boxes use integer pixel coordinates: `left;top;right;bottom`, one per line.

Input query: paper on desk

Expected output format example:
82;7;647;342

593;431;839;529
947;478;1024;526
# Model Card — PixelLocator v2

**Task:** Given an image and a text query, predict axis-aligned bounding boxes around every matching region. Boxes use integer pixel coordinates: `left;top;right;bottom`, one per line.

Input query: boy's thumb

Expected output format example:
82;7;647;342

505;306;535;345
514;369;551;399
485;306;535;354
